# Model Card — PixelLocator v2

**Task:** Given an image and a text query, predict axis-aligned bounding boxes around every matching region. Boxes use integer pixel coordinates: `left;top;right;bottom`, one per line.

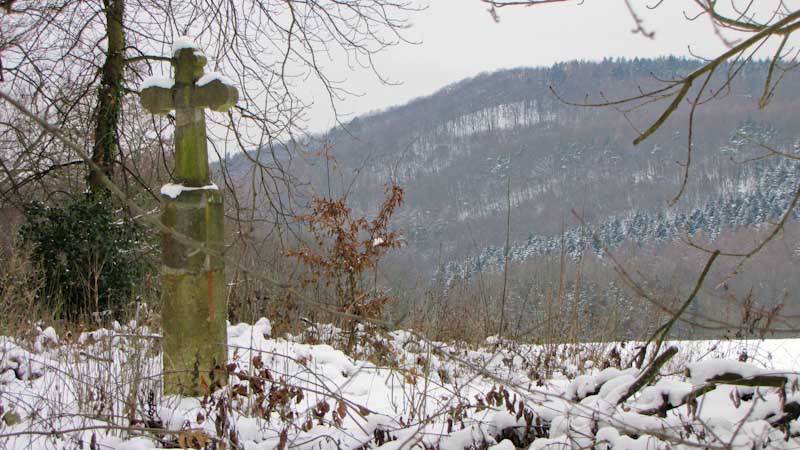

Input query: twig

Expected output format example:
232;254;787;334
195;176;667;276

616;346;678;405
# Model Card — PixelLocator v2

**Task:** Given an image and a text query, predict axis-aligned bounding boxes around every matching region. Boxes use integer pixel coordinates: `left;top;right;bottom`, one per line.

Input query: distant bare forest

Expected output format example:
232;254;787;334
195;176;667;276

223;57;800;339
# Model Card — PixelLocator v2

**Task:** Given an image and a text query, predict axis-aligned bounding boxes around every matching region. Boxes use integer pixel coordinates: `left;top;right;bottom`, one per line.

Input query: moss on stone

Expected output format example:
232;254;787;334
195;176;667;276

161;269;227;396
160;186;227;396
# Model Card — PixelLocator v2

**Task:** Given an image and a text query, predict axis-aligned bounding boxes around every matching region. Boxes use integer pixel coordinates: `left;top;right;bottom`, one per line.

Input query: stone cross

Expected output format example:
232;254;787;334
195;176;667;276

140;40;238;396
140;44;238;186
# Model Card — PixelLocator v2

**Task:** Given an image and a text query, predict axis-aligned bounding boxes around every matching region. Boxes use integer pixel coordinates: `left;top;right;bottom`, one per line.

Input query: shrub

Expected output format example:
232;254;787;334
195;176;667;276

285;184;404;352
0;245;45;335
18;194;152;320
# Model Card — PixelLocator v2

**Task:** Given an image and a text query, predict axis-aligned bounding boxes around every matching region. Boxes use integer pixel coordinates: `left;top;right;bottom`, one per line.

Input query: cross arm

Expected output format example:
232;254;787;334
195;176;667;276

139;73;238;115
193;75;239;112
140;82;174;115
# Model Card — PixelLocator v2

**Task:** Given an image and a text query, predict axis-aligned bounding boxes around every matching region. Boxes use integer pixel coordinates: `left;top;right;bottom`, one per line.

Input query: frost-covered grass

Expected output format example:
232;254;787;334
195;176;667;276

1;320;799;450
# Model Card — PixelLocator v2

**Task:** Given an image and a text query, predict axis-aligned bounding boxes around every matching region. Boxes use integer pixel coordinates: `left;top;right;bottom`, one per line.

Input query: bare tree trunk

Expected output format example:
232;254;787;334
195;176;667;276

499;167;511;338
89;0;125;192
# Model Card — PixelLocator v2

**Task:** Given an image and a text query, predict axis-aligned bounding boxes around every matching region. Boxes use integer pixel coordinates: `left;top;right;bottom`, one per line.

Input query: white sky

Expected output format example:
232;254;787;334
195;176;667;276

303;0;775;132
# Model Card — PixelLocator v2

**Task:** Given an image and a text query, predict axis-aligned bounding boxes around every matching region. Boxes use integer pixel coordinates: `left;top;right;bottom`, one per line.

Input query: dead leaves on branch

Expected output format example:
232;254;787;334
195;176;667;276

285;184;405;321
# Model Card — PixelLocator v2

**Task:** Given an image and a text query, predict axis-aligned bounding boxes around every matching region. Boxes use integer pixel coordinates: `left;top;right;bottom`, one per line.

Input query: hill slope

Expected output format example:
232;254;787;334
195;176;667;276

315;58;800;274
224;58;800;338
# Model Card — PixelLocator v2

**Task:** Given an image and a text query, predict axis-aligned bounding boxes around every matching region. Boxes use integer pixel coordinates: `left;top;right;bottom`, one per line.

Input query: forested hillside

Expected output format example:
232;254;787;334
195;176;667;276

224;57;800;338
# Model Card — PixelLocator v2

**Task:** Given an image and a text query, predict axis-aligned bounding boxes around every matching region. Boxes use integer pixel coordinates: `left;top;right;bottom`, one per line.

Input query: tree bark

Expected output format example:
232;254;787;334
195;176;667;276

89;0;125;192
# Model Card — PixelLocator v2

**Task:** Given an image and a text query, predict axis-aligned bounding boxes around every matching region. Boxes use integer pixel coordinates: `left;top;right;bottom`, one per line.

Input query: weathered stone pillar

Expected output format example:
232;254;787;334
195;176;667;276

139;37;238;395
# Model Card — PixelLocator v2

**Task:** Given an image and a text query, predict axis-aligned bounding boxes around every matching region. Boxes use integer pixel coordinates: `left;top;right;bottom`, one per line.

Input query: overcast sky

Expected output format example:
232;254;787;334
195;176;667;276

302;0;765;132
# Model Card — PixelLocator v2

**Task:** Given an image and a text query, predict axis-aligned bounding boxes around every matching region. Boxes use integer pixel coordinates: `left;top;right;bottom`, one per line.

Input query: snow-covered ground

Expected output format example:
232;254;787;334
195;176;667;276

2;320;799;450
